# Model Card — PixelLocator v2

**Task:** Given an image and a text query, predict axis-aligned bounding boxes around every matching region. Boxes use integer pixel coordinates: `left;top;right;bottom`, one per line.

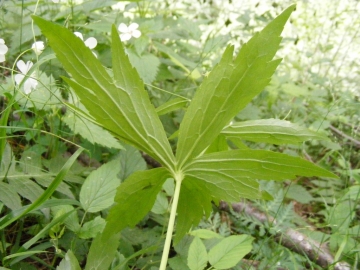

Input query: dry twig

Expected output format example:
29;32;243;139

220;201;351;270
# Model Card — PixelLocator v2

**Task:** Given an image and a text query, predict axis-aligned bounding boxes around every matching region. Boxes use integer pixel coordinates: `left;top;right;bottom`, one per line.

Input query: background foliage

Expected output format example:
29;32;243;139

0;0;359;269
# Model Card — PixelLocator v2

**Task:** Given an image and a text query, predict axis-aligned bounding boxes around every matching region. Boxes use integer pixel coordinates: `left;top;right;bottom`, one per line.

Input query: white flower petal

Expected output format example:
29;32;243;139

31;41;45;55
14;74;25;85
17;60;28;74
74;32;84;40
118;23;128;33
0;39;4;44
120;33;132;41
25;61;34;73
128;23;139;31
0;54;5;62
84;37;97;49
24;77;38;95
132;30;141;38
0;44;8;54
23;80;33;95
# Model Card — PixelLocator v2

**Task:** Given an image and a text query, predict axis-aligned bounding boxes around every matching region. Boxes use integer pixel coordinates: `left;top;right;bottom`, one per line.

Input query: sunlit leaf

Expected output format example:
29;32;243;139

80;159;121;213
78;217;106;239
62;111;123;149
222;119;329;145
187;237;208;270
57;250;81;270
208;235;253;269
176;5;296;167
184;150;338;183
32;17;175;170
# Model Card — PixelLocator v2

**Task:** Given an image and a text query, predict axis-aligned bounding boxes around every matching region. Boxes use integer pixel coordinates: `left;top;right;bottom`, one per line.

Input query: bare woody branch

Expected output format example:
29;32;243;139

219;201;351;270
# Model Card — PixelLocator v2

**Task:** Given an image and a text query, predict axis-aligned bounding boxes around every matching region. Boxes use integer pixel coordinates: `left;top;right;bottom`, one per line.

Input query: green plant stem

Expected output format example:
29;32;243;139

159;173;183;270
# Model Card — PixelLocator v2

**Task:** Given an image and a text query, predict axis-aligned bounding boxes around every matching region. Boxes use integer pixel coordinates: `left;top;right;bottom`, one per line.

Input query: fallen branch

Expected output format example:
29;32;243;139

219;201;351;270
329;125;360;148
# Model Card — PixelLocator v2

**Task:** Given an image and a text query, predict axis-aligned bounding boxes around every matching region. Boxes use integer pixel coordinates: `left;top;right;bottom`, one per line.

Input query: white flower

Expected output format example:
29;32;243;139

74;32;97;57
14;60;38;95
118;23;141;41
0;38;9;62
31;41;45;55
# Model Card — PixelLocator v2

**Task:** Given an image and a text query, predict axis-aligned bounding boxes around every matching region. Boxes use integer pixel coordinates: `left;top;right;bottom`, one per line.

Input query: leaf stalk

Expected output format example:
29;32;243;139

159;172;183;270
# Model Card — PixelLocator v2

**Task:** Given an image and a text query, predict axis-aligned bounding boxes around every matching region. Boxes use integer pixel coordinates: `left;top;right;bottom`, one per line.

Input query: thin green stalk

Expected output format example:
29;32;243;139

159;172;183;270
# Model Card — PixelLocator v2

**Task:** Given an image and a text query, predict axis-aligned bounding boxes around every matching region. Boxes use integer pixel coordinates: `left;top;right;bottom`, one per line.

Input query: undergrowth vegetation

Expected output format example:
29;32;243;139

0;1;359;269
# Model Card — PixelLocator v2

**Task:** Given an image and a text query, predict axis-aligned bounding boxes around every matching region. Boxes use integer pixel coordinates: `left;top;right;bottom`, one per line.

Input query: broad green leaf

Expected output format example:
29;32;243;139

208;235;253;269
176;5;296;167
111;24;175;168
286;184;314;204
56;250;81;270
117;144;147;180
35;176;74;199
8;178;44;203
222;119;329;145
0;148;82;230
127;51;160;84
155;97;188;116
85;232;120;270
174;182;213;244
184;150;338;183
78;217;106;239
174;148;336;241
168;256;190;270
151;192;169;215
187;237;208;270
18;150;74;198
0;182;22;210
80;159;121;213
32;17;175;170
0;142;15;178
189;229;223;239
51;205;80;233
62;111;123;149
102;168;170;240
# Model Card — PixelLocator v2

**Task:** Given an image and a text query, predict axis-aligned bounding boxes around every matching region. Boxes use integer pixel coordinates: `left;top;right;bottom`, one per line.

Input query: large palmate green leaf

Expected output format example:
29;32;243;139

222;119;329;145
176;5;296;168
102;168;170;240
32;17;175;170
172;149;337;241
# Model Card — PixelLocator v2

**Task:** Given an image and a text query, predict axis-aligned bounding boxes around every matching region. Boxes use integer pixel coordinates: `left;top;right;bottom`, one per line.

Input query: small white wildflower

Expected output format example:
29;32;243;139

118;23;141;41
31;41;45;55
74;32;97;57
14;60;38;95
0;38;9;62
